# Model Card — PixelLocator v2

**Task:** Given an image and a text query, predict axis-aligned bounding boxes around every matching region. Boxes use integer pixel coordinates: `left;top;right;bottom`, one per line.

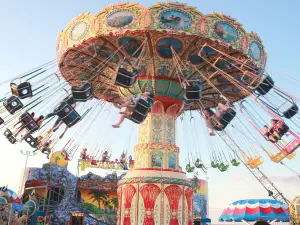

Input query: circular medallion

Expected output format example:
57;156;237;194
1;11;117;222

159;8;192;30
214;21;238;42
119;37;142;57
157;38;182;58
189;55;203;65
249;41;262;61
107;10;134;28
70;21;89;41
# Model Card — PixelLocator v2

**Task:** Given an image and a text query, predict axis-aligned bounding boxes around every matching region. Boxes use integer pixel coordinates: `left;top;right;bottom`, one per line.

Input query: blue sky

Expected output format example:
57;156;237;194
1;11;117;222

0;0;299;223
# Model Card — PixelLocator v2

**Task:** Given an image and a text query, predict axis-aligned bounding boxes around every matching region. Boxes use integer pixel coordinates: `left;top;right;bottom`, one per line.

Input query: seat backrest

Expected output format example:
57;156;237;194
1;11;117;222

17;82;33;99
4;96;23;115
71;82;94;102
20;112;40;133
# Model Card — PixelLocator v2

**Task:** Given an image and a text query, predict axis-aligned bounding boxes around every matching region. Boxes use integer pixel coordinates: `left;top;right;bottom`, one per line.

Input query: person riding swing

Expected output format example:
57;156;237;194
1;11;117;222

112;92;153;128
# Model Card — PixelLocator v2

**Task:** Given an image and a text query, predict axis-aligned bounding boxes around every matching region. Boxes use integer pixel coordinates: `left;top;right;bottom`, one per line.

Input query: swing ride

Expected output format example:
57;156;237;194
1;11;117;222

0;1;300;224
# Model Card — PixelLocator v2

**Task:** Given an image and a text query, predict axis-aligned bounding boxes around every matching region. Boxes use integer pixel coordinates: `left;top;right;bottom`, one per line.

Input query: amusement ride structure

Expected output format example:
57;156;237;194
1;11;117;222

0;1;300;225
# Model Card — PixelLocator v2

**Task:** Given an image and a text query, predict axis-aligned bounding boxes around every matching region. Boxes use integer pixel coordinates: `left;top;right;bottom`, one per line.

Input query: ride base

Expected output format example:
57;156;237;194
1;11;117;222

117;101;193;225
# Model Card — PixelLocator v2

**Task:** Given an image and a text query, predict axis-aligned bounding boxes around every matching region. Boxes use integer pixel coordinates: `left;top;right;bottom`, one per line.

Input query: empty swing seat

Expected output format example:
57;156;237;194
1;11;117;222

284;138;300;154
214;108;236;131
20;112;40;133
129;98;151;124
184;80;202;101
71;82;94;102
11;82;33;99
54;102;81;128
115;62;138;88
283;104;298;119
4;129;16;144
185;86;202;100
255;76;274;95
3;96;23;114
25;135;39;148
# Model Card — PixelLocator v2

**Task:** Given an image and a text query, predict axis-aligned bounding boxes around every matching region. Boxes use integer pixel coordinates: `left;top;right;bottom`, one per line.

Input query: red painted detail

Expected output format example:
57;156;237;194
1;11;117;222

185;188;194;225
153;96;184;113
164;185;182;225
152;101;164;114
137;75;181;83
117;186;122;225
166;104;179;118
131;168;186;174
123;185;137;225
140;184;161;225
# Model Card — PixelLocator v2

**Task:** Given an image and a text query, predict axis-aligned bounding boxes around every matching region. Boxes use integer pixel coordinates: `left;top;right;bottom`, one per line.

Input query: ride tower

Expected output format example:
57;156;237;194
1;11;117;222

56;2;275;225
117;85;194;225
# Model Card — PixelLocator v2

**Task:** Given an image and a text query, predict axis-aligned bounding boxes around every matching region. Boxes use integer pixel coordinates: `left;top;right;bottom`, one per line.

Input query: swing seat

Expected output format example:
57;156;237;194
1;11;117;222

115;62;138;88
272;121;289;138
214;108;236;131
25;135;39;148
284;138;300;154
20;112;40;133
3;96;23;114
0;117;4;126
248;157;263;169
54;102;81;128
211;162;219;168
71;82;94;102
91;160;97;166
4;129;16;144
184;80;202;100
283;104;298;119
11;82;33;99
218;163;229;172
286;152;296;160
231;159;240;167
129;98;151;124
255;75;274;95
186;164;195;173
270;151;287;163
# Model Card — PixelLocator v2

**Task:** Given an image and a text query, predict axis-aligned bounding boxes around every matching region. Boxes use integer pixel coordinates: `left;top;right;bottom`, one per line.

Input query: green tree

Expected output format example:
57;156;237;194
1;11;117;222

102;199;110;209
110;197;118;210
88;190;109;209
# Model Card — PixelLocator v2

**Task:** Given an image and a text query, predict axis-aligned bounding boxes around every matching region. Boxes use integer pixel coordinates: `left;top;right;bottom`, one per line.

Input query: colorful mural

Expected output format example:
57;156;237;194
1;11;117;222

151;152;163;167
250;41;262;61
157;38;182;58
214;21;238;42
160;8;192;30
193;179;208;220
119;37;142;57
168;156;177;169
107;10;133;28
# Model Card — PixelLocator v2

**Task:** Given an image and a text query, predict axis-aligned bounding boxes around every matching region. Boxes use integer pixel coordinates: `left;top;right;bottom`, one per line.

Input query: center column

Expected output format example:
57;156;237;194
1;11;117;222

117;100;193;225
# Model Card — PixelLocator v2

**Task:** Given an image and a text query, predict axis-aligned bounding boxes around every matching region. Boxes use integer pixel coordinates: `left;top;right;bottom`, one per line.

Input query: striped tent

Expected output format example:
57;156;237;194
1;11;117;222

219;199;289;222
